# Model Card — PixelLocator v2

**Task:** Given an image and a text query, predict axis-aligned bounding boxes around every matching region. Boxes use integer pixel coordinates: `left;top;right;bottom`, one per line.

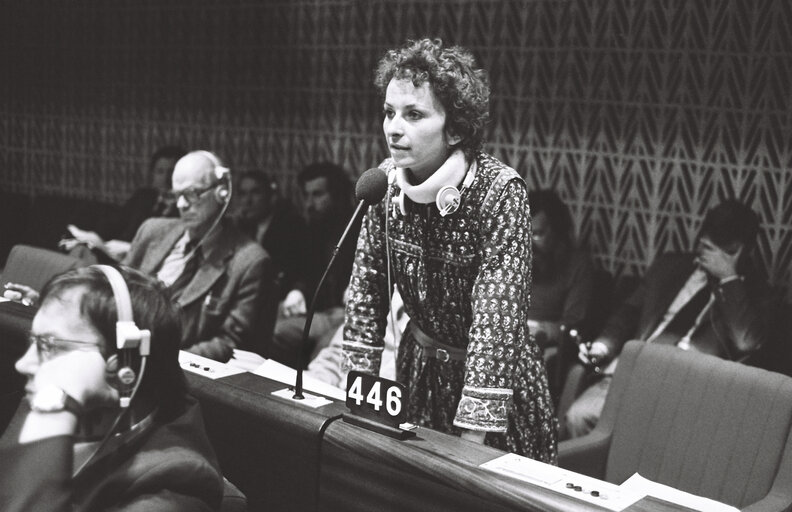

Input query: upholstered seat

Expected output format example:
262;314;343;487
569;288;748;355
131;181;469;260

558;340;792;511
1;244;85;292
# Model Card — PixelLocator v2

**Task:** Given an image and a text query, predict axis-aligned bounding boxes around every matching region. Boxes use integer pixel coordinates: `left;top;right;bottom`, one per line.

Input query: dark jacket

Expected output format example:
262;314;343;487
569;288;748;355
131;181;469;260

0;397;223;512
599;252;773;361
124;217;273;361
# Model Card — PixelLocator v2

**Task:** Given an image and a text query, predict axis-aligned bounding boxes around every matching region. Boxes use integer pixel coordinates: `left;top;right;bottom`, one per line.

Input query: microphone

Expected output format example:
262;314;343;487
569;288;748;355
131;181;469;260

293;168;388;399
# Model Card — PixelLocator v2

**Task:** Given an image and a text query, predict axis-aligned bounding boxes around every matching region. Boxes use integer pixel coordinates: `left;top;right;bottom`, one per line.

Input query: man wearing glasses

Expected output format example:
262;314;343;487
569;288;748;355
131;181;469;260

123;150;273;362
1;266;223;511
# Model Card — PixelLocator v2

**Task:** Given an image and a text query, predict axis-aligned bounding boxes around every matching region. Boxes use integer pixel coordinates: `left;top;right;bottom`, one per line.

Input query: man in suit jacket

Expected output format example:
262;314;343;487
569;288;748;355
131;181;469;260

232;170;307;297
565;199;775;438
124;150;272;362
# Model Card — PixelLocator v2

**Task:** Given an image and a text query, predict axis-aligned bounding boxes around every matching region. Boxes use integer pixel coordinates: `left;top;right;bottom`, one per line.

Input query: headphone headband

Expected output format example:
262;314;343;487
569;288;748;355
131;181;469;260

92;266;151;356
193;150;230;182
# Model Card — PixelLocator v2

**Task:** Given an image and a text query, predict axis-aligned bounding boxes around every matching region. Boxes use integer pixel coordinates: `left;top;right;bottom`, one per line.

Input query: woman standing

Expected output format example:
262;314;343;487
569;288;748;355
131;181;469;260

342;38;557;461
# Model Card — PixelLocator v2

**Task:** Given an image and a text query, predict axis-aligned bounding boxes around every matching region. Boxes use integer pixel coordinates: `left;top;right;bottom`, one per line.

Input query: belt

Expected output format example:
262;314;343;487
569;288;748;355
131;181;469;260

409;322;466;362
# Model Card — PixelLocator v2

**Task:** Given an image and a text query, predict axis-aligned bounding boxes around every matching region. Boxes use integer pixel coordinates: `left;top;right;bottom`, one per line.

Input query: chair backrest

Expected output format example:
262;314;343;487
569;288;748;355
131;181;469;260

601;341;792;509
1;244;86;292
220;477;247;512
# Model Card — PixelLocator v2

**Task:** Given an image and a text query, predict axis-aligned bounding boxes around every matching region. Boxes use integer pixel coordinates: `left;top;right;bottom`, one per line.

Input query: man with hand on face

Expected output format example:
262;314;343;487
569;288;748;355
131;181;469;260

0;266;223;512
565;199;775;438
123;150;273;362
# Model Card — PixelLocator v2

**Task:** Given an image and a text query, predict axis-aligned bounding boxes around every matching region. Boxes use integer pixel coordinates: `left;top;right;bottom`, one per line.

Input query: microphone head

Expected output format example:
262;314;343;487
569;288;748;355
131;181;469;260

355;168;388;205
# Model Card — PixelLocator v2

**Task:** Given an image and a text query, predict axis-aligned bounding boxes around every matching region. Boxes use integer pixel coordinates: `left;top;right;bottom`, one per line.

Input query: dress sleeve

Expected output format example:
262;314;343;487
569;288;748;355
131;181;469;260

342;196;391;375
454;178;531;432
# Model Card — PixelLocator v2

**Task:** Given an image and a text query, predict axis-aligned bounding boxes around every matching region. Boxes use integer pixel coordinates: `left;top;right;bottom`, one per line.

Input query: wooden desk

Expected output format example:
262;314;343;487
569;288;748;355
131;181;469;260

318;420;696;512
186;371;347;512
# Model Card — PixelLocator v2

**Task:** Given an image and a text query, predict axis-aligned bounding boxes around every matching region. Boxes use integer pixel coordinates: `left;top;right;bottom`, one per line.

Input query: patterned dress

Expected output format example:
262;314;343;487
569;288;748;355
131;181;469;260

343;152;557;462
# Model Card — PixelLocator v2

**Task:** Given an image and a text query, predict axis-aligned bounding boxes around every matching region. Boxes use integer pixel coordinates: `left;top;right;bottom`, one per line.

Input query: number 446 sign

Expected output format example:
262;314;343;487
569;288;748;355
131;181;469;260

343;371;416;440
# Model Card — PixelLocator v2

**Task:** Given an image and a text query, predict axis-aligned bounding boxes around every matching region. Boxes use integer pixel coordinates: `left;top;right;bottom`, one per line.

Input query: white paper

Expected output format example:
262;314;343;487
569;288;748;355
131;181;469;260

179;351;248;380
481;453;643;512
620;473;739;512
227;348;267;371
252;359;346;401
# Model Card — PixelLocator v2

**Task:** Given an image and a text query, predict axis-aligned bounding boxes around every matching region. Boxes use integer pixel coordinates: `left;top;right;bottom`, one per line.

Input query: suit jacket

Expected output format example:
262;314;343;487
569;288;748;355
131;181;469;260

0;397;223;512
124;217;273;361
599;252;773;361
241;203;308;298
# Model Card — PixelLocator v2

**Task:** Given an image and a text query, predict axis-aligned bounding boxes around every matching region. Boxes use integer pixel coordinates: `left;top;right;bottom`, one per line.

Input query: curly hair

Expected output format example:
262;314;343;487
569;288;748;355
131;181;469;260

374;38;490;159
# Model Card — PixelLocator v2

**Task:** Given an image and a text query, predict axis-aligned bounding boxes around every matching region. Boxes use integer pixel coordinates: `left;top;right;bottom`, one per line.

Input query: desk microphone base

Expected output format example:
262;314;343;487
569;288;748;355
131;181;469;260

342;413;417;440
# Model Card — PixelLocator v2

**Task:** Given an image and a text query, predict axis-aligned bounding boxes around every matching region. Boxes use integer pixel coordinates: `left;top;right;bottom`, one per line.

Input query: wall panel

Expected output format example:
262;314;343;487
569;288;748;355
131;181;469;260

0;0;790;292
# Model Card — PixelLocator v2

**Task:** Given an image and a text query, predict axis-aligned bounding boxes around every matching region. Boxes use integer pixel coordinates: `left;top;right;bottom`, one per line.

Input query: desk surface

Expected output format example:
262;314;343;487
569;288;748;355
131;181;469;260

186;371;347;512
319;415;696;512
0;296;696;512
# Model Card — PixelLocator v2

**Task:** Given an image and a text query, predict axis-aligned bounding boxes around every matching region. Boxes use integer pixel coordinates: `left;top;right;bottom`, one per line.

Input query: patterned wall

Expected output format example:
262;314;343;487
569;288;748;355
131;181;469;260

1;0;791;293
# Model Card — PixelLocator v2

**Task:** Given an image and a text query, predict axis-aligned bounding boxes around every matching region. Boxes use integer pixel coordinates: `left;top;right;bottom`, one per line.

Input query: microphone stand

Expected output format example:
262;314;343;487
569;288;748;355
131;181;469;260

293;200;367;399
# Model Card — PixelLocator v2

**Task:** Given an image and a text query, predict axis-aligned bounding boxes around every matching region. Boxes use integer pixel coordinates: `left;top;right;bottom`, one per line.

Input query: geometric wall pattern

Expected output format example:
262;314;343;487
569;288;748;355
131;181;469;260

1;0;791;296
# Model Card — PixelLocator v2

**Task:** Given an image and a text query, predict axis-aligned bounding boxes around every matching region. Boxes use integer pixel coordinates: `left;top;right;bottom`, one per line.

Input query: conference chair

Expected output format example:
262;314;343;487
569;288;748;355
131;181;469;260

221;477;247;512
0;244;87;433
1;243;85;292
558;340;792;511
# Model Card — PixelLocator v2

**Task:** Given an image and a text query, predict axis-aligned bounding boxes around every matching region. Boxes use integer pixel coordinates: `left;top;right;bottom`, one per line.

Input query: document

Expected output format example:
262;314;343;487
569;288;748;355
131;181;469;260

620;473;739;512
179;351;248;380
481;453;643;511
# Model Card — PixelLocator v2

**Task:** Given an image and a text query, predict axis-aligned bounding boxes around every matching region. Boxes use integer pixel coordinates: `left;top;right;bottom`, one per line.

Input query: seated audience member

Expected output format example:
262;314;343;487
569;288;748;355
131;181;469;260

566;199;774;438
527;189;595;348
306;290;408;387
62;146;186;262
123;150;273;361
232;170;307;296
0;265;223;511
270;162;357;368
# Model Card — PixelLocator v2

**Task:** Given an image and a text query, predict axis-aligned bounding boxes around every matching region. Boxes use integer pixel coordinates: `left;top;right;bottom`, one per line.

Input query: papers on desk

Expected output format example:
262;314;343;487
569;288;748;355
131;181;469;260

228;348;267;371
252;359;346;402
480;454;643;511
179;351;248;380
620;473;739;512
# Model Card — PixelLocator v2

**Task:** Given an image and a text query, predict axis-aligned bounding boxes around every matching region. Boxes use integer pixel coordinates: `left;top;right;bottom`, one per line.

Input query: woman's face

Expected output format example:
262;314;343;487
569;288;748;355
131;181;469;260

383;78;460;182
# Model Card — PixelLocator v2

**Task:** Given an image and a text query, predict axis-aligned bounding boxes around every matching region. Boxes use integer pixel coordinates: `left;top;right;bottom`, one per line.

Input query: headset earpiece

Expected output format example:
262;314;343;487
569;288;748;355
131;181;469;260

92;265;151;408
105;354;119;385
214;184;230;204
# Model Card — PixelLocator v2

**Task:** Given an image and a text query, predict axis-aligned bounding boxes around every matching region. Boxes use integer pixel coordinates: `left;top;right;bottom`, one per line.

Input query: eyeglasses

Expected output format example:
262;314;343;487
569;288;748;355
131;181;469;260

169;183;217;205
28;333;101;362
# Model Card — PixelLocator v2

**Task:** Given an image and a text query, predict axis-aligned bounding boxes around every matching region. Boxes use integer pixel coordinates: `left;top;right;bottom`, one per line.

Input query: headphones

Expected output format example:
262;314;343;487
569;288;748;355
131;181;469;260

93;265;151;409
194;150;232;204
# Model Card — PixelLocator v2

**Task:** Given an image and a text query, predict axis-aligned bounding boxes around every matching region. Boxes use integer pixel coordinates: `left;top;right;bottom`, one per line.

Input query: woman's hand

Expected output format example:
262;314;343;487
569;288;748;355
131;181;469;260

460;429;486;444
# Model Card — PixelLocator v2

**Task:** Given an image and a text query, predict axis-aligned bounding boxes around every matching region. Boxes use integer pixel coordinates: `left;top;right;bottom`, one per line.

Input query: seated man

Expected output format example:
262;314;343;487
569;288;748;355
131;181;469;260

566;199;774;438
124;150;273;361
527;189;595;347
270;162;357;368
62;145;186;262
527;189;595;399
0;265;223;511
232;170;307;296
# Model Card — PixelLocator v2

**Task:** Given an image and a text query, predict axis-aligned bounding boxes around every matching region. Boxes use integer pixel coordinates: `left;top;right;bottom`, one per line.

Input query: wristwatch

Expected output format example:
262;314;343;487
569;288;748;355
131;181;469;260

30;386;83;415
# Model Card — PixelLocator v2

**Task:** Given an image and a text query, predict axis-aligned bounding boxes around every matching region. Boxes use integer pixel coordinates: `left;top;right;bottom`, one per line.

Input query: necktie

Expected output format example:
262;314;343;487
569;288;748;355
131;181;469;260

168;243;202;301
652;285;711;345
